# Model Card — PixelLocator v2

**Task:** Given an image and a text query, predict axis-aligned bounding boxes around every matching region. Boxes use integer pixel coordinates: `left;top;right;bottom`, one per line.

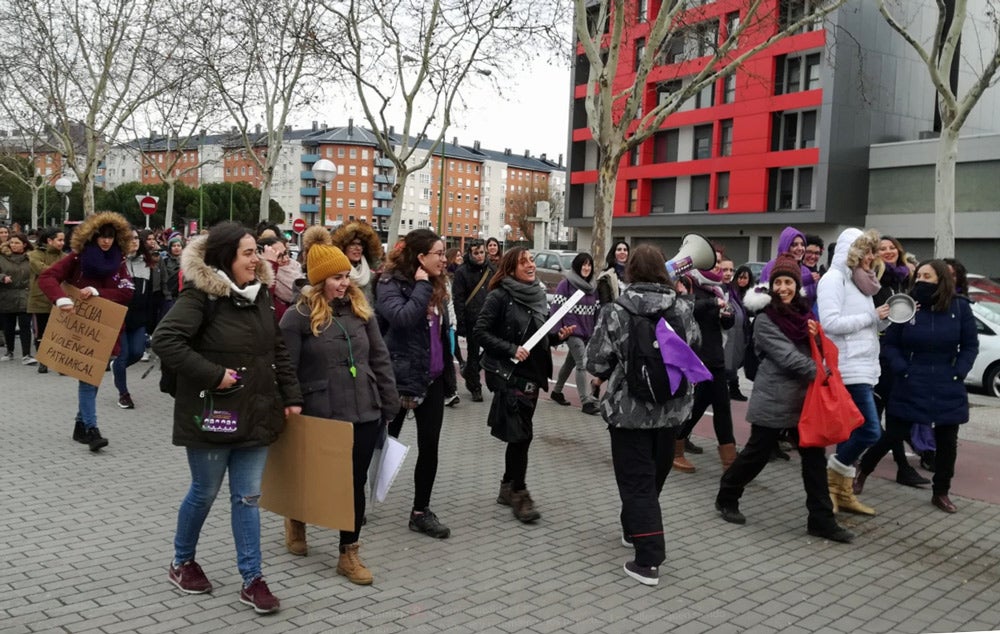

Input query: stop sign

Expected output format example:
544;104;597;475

139;196;157;216
292;218;308;234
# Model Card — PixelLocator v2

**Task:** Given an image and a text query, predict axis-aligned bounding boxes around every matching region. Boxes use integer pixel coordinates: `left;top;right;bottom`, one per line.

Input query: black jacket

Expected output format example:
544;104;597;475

452;259;494;336
691;285;734;369
376;271;453;398
474;285;558;389
152;236;302;448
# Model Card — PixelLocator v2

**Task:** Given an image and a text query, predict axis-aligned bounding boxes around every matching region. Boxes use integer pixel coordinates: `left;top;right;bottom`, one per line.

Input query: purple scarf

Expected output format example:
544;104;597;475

79;242;123;279
765;302;811;344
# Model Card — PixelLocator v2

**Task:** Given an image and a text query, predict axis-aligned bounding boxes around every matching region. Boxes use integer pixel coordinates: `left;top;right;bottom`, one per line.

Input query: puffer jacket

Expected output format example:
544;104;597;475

376;271;453;398
27;244;63;314
0;245;31;313
816;228;885;385
475;282;557;389
585;283;700;429
280;296;399;424
152;235;302;448
884;296;977;426
744;312;817;428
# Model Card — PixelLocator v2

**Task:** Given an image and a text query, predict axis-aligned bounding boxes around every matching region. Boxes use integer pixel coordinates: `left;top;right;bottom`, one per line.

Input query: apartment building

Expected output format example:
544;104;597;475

566;0;1000;264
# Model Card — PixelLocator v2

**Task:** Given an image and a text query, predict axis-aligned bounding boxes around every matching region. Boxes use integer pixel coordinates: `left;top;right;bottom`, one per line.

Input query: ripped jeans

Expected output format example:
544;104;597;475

173;446;268;585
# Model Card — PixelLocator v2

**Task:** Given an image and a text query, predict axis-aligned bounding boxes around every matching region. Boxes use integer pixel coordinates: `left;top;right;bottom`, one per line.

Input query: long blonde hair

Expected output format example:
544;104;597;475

299;282;373;336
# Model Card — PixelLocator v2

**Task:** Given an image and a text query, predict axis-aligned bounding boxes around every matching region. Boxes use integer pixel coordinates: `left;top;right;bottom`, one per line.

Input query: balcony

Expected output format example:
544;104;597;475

374;174;394;185
300;203;319;213
373;190;392;201
301;154;321;163
374;157;393;168
373;206;393;216
300;186;319;197
300;170;314;180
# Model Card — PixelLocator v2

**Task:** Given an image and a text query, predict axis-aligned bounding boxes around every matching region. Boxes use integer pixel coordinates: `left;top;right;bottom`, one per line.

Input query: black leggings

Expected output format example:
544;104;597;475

501;388;538;491
340;420;382;546
2;312;32;357
678;366;735;445
388;377;445;511
33;312;50;353
860;418;959;495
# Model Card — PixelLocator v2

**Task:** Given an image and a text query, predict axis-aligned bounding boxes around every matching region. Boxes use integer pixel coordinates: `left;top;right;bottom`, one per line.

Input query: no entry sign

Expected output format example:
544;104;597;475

138;195;158;216
292;218;308;234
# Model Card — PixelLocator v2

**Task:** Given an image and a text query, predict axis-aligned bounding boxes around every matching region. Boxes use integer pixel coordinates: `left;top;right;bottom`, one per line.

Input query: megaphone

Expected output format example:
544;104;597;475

886;293;917;324
666;233;717;279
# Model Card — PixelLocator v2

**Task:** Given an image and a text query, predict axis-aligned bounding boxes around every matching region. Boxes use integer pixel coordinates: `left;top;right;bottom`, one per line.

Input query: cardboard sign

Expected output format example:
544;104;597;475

37;286;127;387
260;413;355;532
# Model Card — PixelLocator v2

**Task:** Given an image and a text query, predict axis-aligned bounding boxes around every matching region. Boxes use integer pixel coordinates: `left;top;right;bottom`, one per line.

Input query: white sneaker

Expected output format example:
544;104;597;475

21;355;37;365
0;354;12;361
141;351;150;362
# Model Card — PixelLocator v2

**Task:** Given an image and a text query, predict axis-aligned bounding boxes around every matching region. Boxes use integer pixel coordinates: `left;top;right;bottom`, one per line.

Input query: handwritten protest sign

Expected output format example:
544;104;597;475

37;286;127;387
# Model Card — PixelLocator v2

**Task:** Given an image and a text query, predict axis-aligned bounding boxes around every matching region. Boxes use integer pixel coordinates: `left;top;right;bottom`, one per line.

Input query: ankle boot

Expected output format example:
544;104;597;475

336;543;373;585
828;469;875;515
717;443;737;470
509;489;541;523
496;481;512;506
673;439;696;473
896;464;930;488
284;518;308;556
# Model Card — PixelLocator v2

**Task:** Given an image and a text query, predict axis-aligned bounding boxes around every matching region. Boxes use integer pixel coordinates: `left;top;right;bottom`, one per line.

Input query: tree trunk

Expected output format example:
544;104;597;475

165;182;176;230
82;173;96;217
386;169;409;246
259;172;273;223
934;126;959;258
30;186;38;230
590;156;619;268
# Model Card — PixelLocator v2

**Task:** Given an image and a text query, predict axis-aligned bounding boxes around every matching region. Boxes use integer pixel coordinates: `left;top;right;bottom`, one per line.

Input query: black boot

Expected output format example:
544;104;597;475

73;419;87;443
85;427;109;452
897;463;930;487
920;450;936;472
728;382;748;402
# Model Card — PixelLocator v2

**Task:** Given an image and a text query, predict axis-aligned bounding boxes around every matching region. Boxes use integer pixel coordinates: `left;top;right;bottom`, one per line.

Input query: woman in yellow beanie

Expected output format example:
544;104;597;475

278;244;399;585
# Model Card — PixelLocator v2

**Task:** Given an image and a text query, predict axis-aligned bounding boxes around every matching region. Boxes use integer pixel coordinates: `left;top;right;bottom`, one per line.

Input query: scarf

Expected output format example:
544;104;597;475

500;276;548;326
765;301;811;344
214;269;262;303
852;266;881;297
565;269;594;294
349;257;372;288
689;268;727;301
79;242;123;279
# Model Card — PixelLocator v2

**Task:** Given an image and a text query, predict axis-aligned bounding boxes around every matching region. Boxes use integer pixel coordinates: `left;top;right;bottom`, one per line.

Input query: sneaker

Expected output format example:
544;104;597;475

37;364;48;374
73;419;87;443
444;393;460;407
118;393;135;409
0;354;11;361
141;351;150;362
581;401;600;416
623;560;659;586
550;391;570;406
471;389;484;403
168;560;213;594
408;508;451;539
239;577;280;614
21;355;37;365
85;427;108;452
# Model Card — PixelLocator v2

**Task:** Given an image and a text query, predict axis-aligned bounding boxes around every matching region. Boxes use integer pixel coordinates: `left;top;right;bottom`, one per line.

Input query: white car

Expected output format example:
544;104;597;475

968;301;1000;397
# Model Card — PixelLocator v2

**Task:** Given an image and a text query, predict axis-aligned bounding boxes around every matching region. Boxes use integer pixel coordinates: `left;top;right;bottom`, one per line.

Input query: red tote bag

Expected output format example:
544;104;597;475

798;326;864;448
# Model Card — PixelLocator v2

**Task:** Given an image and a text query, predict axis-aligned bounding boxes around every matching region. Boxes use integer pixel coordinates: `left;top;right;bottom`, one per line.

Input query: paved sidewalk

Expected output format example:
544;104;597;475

2;358;1000;633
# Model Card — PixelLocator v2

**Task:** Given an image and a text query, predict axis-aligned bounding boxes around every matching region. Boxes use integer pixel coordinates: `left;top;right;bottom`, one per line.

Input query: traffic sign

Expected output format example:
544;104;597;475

137;195;158;216
292;218;308;234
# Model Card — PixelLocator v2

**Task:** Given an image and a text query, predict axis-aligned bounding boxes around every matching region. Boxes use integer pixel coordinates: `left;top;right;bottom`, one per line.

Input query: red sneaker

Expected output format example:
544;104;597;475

168;561;212;594
239;577;280;614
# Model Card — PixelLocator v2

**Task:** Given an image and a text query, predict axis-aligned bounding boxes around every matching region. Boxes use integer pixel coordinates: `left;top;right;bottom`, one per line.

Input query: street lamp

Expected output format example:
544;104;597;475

501;223;512;252
55;177;72;223
312;159;337;226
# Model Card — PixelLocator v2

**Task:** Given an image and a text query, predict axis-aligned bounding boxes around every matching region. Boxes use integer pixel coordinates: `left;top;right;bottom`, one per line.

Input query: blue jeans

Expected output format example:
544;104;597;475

834;384;882;466
173;447;269;585
77;381;99;428
113;326;146;396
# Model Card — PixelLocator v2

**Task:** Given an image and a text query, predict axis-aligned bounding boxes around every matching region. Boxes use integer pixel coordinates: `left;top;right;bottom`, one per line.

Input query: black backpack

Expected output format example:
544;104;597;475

617;300;688;403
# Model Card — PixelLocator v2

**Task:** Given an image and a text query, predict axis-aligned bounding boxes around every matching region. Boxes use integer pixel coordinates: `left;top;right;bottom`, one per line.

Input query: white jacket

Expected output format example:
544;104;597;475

816;228;886;386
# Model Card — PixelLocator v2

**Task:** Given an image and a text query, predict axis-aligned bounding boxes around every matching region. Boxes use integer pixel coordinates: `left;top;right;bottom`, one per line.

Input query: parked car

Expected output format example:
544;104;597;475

968;274;1000;296
739;261;766;281
968;301;1000;397
534;249;579;294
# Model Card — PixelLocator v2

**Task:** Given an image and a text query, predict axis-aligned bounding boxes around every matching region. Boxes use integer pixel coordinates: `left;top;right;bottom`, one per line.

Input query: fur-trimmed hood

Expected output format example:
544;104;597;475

330;221;383;266
301;225;332;257
180;234;273;297
69;211;132;254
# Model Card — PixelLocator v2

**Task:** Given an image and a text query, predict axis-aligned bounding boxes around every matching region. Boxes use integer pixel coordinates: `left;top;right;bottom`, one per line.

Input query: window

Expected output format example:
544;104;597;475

690;175;710;211
719;119;734;156
634;38;646;72
362;149;369;159
336;198;344;208
361;182;368;193
660;35;685;65
336;181;344;191
349;148;357;158
769;166;814;210
650;178;676;214
725;12;740;46
361;199;367;208
629;145;640;167
361;166;368;176
776;53;820;94
695;81;715;108
780;0;823;34
348;199;356;208
693;125;713;160
627;181;639;214
653;129;679;163
722;73;736;103
716;172;730;209
326;147;333;158
771;110;818;151
337;147;345;158
657;80;681;107
349;182;356;192
348;166;357;176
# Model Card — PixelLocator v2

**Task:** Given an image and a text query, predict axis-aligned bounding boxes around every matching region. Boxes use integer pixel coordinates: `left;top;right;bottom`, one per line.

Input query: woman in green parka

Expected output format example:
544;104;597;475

27;227;65;372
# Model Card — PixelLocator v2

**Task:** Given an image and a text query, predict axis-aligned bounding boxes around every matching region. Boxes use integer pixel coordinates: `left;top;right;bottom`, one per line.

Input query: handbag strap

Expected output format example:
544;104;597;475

465;268;491;306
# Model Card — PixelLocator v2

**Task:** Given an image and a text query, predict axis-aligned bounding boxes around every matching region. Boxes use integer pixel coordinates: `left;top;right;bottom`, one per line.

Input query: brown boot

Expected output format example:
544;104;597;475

828;469;875;516
497;481;512;506
284;518;308;556
673;439;696;473
510;489;541;523
336;543;373;585
717;443;737;470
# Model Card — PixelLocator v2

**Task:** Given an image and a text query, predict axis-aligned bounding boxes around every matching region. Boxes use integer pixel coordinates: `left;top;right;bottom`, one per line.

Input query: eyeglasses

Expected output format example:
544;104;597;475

805;249;822;256
426;250;447;258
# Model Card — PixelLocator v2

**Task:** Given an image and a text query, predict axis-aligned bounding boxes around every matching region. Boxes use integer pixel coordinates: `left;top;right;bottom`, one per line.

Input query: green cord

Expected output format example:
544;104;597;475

331;316;357;378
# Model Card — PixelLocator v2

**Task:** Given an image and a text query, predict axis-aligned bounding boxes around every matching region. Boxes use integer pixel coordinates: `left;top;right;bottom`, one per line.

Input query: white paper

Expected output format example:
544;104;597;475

371;436;409;503
513;289;585;363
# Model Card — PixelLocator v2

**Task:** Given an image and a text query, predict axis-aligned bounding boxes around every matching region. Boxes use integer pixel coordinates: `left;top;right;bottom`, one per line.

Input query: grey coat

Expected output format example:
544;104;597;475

280;298;399;424
744;312;817;428
586;283;700;429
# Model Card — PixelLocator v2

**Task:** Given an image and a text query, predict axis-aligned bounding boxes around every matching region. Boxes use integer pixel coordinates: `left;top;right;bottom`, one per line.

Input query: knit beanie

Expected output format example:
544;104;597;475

770;253;802;289
307;244;351;285
167;234;183;247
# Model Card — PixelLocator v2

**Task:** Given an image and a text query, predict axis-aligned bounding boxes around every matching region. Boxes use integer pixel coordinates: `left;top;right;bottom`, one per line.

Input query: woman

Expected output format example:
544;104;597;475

596;240;630;306
715;254;854;543
817;228;890;515
27;227;65;373
113;228;155;410
163;234;184;313
152;222;302;615
726;265;755;400
331;221;383;306
760;227;818;307
550;253;600;415
279;244;398;584
376;229;454;539
38;212;134;452
870;237;930;488
0;233;35;364
855;260;977;513
585;244;699;586
445;247;463;274
485;237;502;267
475;248;574;523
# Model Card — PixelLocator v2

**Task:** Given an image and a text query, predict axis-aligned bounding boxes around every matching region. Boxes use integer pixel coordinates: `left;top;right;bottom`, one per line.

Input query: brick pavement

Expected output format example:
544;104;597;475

2;357;1000;633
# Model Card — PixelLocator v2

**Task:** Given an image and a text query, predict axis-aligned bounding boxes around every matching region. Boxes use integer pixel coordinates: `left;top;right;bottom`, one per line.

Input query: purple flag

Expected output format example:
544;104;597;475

655;318;712;394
